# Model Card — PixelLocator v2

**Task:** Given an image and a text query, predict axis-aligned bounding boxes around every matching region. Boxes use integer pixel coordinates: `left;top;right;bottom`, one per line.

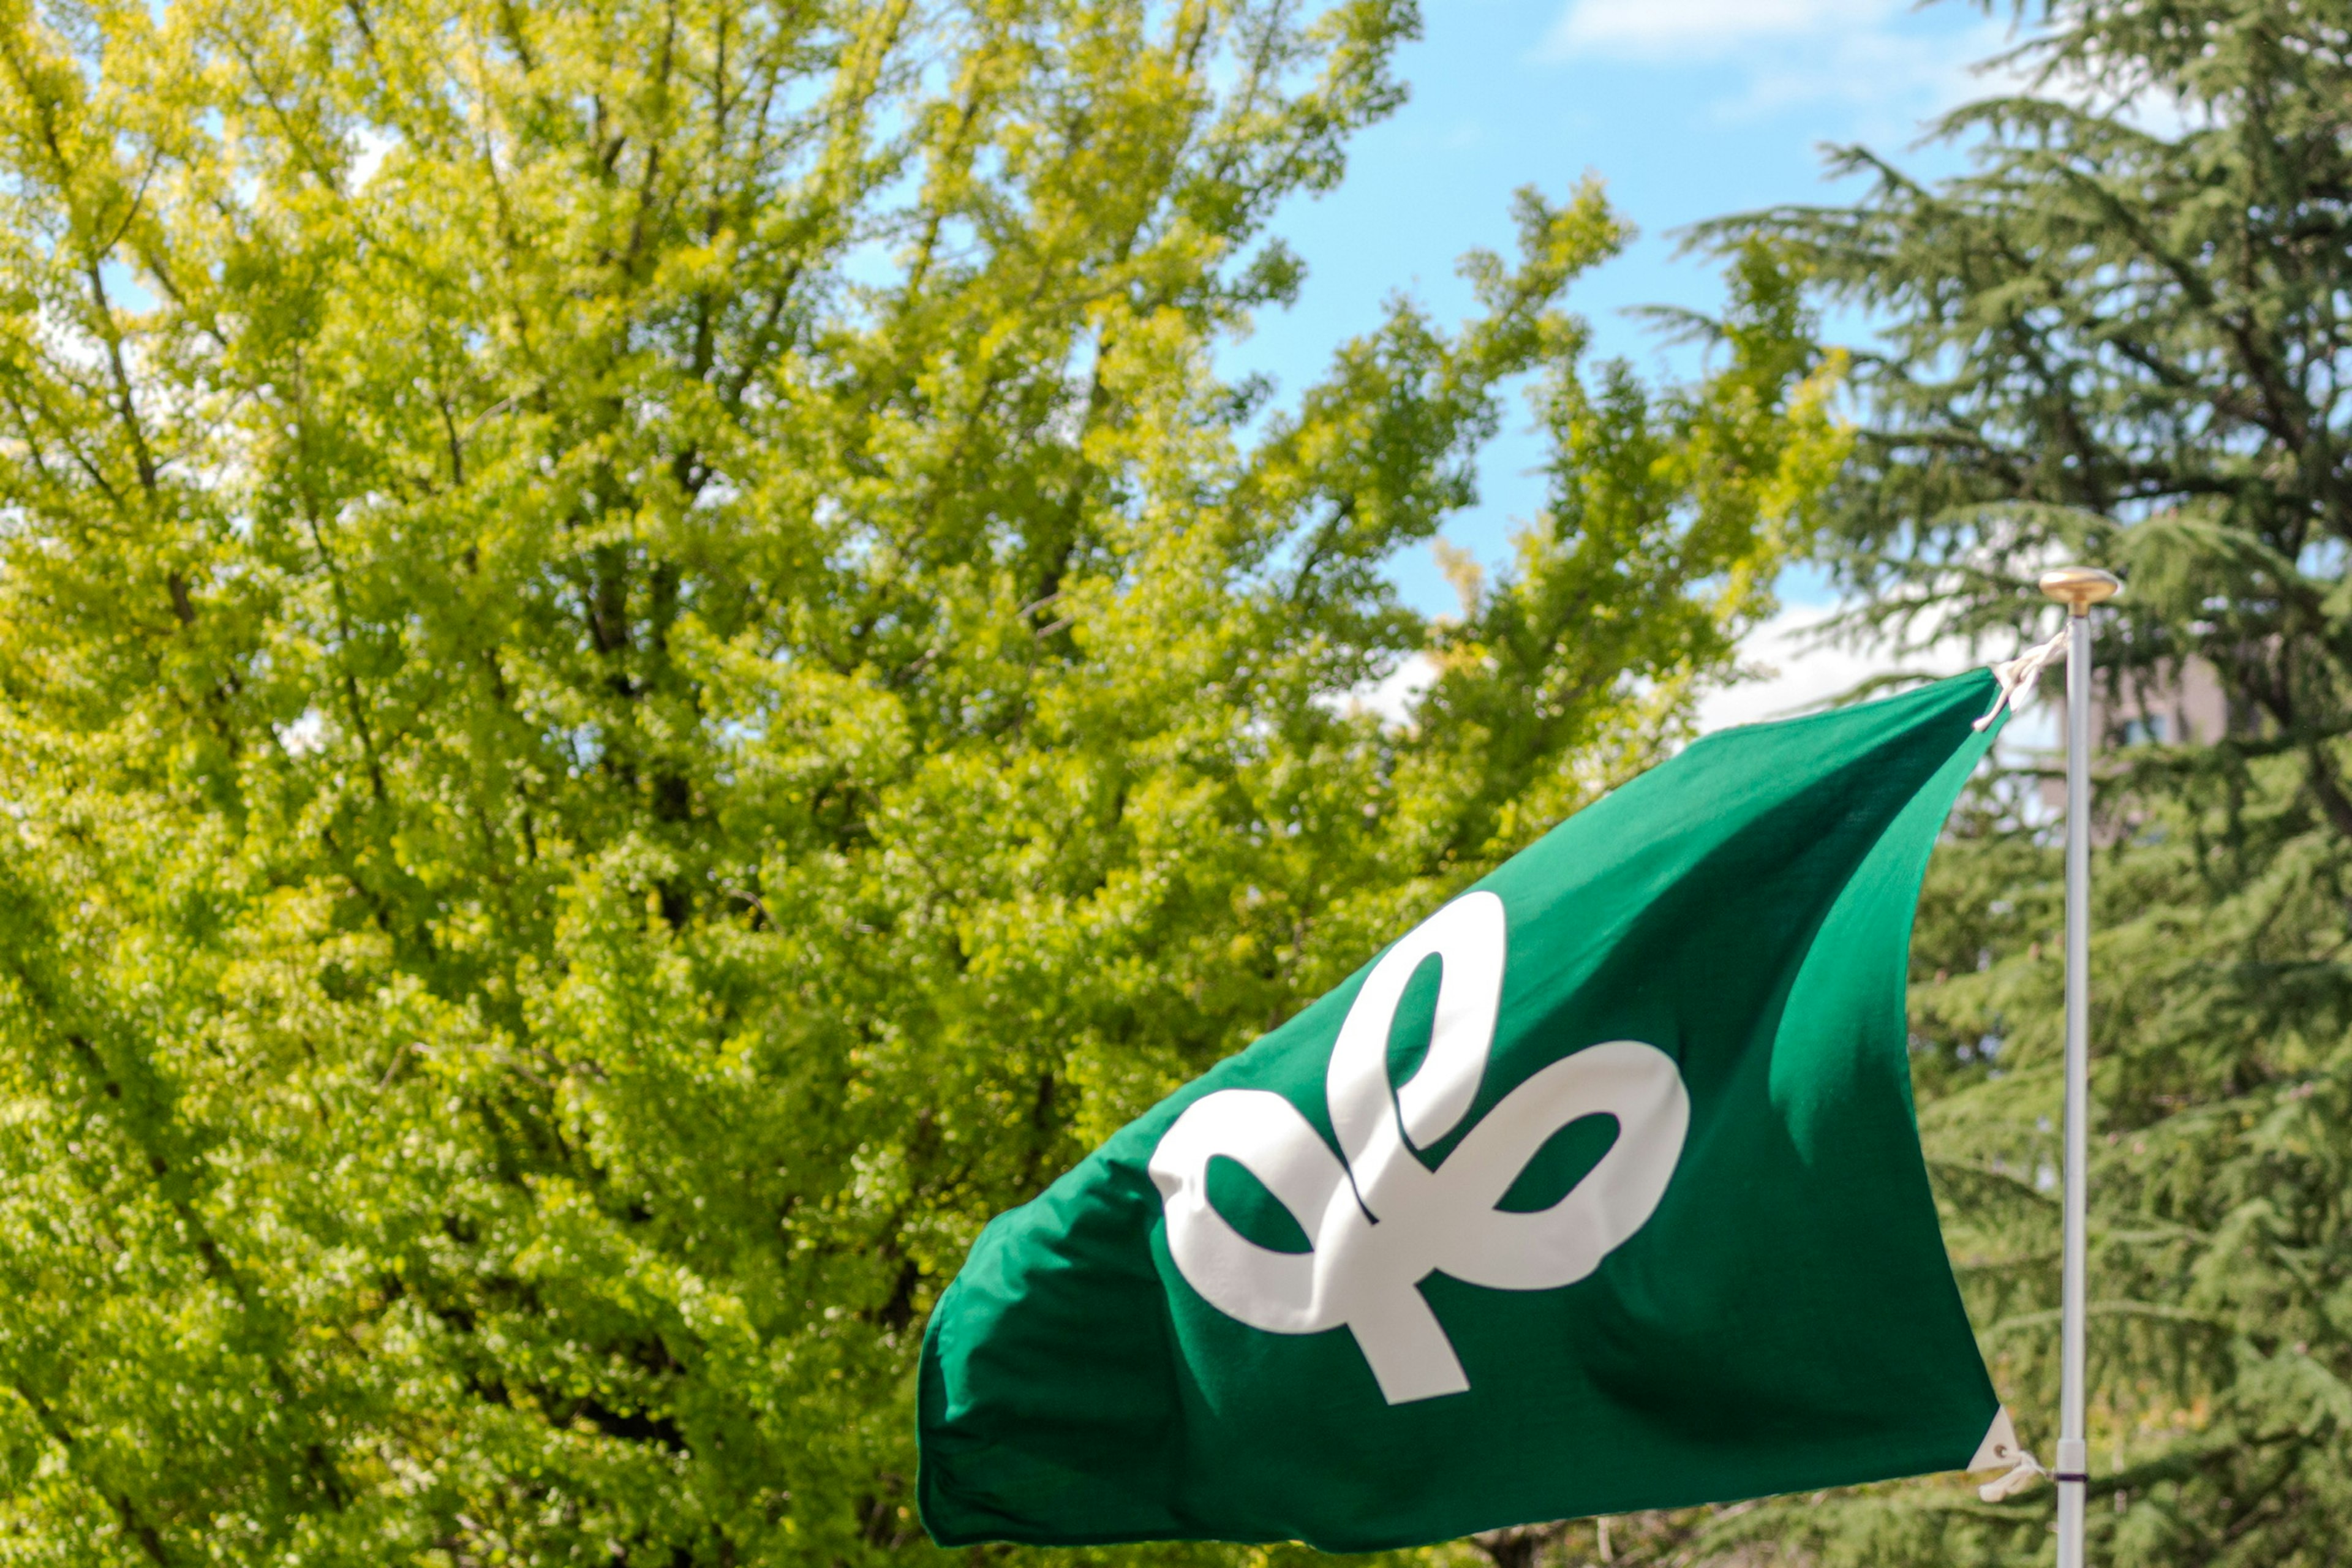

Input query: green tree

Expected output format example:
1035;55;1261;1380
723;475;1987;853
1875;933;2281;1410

1624;1;2352;1563
0;1;1840;1562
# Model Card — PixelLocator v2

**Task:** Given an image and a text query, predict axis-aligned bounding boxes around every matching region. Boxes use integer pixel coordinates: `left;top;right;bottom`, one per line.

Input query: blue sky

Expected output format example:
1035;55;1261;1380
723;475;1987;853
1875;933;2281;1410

1229;0;2029;630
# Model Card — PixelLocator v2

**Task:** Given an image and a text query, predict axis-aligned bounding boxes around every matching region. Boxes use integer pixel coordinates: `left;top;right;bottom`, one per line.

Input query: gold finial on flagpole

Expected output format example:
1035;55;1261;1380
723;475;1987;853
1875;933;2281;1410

2039;566;2121;616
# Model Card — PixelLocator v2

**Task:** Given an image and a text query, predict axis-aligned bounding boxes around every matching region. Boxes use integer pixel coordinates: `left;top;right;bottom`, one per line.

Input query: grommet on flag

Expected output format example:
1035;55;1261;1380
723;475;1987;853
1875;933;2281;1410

1969;1406;2046;1501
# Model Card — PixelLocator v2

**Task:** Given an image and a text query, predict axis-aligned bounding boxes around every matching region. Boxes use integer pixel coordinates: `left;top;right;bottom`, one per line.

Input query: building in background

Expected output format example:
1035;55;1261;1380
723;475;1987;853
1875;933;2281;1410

2038;657;2242;823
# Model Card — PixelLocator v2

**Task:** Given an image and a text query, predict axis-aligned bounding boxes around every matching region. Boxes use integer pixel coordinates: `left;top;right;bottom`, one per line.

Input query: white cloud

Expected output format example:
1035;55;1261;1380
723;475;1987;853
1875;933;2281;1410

1696;604;1979;732
275;706;332;758
1716;25;2024;129
1351;652;1438;726
1544;0;2026;126
1698;606;1885;732
349;128;395;189
1545;0;1898;61
1697;603;2062;763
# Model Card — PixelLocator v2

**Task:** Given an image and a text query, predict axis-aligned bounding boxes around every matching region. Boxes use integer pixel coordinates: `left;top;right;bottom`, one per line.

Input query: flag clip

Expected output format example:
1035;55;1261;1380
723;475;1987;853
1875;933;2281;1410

1974;626;2071;732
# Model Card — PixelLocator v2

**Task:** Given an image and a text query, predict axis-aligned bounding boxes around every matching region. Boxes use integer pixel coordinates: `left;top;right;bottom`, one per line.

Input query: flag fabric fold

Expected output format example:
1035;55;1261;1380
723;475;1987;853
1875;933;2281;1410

919;670;2011;1551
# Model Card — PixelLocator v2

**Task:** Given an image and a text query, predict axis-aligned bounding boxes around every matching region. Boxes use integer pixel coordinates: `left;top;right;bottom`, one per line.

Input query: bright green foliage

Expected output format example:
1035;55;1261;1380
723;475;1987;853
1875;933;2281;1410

1627;2;2352;1564
0;1;1840;1562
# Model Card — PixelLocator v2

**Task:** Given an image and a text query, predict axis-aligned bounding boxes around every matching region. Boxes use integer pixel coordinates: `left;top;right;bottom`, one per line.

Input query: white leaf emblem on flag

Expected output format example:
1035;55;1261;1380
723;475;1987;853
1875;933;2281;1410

1148;892;1691;1403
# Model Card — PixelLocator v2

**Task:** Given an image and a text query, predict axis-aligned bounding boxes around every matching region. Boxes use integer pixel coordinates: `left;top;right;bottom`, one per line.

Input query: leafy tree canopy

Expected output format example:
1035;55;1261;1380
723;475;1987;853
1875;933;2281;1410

0;1;1838;1562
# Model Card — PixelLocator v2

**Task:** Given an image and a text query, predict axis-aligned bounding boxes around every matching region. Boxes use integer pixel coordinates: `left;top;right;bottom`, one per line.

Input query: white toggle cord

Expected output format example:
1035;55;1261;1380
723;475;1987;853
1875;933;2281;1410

1969;1408;2049;1501
1974;625;2072;731
1148;892;1690;1404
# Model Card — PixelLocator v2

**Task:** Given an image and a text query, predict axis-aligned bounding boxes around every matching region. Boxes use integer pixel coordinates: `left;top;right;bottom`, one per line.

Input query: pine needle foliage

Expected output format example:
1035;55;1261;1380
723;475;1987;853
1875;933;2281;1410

1613;2;2352;1563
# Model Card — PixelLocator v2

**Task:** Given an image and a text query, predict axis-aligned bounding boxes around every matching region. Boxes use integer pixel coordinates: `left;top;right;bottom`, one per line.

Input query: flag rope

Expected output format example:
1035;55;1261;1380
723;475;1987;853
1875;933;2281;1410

1977;1445;2049;1502
1973;625;2071;732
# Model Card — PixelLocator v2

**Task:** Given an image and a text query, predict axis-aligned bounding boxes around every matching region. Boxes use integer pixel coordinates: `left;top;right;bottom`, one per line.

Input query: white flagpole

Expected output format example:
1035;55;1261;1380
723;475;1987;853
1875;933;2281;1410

2040;565;2119;1568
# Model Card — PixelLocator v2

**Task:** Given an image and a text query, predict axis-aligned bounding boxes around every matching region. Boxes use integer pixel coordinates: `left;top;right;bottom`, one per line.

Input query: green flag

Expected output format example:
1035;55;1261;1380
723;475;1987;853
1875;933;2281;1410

919;670;2020;1551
